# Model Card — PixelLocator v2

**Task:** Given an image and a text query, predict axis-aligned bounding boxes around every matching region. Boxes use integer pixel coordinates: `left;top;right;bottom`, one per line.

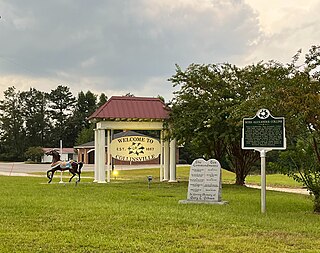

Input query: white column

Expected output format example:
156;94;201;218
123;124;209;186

163;140;170;181
169;138;177;182
111;130;114;172
107;129;111;183
93;129;98;182
97;129;106;183
159;130;164;182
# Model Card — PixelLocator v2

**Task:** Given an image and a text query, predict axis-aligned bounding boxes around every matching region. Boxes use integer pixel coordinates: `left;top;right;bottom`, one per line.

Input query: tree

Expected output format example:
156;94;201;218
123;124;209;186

73;91;108;145
74;90;97;129
272;140;320;212
20;88;49;147
169;64;259;184
65;90;97;146
125;92;135;97
169;64;230;162
0;87;26;160
157;95;165;103
97;93;108;108
25;146;44;163
75;124;95;145
48;85;76;146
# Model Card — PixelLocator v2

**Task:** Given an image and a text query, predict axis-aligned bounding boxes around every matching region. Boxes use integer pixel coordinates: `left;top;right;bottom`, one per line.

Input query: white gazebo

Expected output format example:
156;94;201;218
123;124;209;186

88;96;177;183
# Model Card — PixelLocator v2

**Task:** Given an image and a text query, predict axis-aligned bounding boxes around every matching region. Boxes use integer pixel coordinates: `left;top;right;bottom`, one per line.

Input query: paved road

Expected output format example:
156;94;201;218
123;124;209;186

0;162;94;174
246;184;310;195
0;162;162;174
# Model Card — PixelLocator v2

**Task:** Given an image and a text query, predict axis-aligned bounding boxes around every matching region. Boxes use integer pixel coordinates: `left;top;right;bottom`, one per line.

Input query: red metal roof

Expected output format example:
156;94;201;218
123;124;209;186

88;96;170;120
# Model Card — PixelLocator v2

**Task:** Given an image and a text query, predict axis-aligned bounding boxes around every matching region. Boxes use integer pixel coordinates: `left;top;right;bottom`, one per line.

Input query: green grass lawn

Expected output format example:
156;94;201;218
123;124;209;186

0;168;318;252
80;166;303;188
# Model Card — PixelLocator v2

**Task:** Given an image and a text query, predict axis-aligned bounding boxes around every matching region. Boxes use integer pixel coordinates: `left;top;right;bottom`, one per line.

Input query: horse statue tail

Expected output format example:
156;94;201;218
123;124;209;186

78;162;83;174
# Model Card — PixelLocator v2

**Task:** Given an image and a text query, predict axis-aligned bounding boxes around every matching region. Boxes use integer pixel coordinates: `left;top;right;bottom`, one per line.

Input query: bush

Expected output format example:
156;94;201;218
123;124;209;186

271;139;320;212
25;146;44;163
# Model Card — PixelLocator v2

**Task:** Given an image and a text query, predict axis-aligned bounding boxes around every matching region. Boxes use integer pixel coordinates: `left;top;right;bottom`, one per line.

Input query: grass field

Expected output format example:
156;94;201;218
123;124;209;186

80;166;303;188
0;167;318;252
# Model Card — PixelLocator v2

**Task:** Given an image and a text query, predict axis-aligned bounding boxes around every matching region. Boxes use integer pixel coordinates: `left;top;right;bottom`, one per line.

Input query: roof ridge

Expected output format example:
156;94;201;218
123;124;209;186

111;96;162;101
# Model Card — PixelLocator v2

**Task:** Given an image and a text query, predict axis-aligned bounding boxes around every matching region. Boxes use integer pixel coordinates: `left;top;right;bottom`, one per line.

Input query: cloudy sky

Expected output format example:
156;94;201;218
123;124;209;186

0;0;319;101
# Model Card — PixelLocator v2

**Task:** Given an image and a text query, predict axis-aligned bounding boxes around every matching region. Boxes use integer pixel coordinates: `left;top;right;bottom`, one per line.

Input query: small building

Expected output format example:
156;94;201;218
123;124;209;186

42;148;77;163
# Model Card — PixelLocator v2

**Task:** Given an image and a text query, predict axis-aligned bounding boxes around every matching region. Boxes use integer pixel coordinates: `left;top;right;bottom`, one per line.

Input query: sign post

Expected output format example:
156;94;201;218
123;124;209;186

242;109;286;213
59;140;64;184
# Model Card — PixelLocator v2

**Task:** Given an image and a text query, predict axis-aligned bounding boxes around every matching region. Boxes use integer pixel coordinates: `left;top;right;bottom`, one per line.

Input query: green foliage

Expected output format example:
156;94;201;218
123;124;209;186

75;124;95;145
65;91;98;146
270;139;320;212
0;86;26;160
20;88;49;147
0;85;107;160
74;90;98;128
157;95;165;102
125;92;135;97
48;85;76;145
169;63;234;161
25;146;44;163
169;63;259;184
97;93;108;107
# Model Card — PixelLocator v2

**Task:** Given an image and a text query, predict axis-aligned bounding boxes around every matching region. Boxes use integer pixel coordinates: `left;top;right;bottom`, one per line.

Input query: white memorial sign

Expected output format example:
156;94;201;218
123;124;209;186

180;158;226;204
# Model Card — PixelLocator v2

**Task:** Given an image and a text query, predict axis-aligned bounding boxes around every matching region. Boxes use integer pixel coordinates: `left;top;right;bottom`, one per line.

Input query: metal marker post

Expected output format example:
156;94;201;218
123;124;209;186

259;149;269;213
59;140;64;184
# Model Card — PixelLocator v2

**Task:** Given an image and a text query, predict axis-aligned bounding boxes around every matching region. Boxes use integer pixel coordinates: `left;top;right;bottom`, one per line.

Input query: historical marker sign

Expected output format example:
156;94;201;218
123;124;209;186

242;109;286;150
242;109;286;213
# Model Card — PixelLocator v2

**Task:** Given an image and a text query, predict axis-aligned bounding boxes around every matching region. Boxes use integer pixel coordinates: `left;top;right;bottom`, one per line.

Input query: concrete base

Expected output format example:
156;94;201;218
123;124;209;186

178;200;228;205
168;180;177;183
97;181;107;184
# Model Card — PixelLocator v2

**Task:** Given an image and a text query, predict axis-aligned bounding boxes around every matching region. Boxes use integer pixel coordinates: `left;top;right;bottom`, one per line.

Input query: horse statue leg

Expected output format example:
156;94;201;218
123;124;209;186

76;162;83;183
69;170;76;182
47;169;55;183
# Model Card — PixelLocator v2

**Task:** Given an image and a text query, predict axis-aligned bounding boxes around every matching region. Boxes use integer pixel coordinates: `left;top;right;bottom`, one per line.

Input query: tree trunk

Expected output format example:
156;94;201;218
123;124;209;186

235;172;245;185
227;141;259;186
314;194;320;213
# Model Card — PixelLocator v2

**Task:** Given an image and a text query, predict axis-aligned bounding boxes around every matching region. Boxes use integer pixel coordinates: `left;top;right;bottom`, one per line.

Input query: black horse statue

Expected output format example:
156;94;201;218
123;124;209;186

45;149;83;184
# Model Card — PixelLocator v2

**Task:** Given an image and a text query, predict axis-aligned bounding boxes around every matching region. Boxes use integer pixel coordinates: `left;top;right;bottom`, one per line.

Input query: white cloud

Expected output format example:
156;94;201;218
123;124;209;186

243;0;320;64
0;0;319;101
245;0;319;34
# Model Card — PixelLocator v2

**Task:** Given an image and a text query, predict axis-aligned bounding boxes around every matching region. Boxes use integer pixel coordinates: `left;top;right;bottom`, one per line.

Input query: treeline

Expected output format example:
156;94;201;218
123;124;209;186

0;85;107;161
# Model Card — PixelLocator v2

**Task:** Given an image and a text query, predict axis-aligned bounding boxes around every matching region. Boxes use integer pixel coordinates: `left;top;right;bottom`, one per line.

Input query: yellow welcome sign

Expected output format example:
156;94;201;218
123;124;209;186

110;136;161;162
